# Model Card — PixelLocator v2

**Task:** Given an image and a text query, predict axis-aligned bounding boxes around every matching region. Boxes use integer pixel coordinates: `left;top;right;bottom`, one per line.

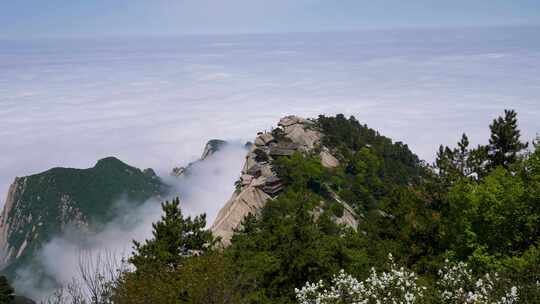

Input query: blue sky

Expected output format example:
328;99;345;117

1;0;540;38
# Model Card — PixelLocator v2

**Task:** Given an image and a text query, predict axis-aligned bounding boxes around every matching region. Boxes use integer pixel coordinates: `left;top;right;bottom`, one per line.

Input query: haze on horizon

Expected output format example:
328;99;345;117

1;0;540;39
2;2;540;204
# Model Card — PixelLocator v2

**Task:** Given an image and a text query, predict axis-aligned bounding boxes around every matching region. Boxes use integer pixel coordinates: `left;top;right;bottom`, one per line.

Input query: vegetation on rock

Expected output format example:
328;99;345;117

6;111;540;303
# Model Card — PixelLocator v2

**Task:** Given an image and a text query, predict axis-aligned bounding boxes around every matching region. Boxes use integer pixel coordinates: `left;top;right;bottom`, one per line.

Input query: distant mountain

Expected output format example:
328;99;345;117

0;157;168;274
171;139;228;177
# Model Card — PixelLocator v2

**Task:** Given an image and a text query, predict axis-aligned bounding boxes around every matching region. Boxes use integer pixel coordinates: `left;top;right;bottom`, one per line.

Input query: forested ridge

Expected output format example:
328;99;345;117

3;110;538;304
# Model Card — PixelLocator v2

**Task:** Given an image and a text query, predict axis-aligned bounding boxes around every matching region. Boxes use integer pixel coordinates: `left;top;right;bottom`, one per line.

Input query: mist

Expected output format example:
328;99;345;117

2;27;540;207
13;143;247;301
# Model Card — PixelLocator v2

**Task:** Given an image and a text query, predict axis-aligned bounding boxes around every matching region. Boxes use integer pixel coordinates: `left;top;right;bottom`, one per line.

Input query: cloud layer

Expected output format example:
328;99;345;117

13;143;246;300
2;27;539;205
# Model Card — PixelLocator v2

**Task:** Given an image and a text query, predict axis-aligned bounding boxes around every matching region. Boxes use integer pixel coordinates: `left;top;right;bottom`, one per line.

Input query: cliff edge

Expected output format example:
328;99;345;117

211;115;357;245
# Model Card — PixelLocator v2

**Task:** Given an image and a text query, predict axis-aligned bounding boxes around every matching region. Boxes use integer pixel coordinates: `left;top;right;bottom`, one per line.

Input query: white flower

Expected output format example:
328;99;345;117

296;256;520;304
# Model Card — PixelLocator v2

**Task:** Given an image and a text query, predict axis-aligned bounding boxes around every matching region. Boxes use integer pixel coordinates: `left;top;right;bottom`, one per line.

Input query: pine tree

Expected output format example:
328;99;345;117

488;109;528;169
456;133;470;176
130;197;214;270
0;275;14;304
435;134;471;184
468;144;489;178
435;145;456;185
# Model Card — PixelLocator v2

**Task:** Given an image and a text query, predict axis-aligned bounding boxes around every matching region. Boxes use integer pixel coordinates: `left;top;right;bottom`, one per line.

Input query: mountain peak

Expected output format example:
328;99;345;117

0;156;167;275
94;156;128;168
201;139;227;160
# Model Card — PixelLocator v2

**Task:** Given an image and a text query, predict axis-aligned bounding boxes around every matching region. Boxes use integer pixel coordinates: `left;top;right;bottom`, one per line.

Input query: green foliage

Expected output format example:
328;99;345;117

0;276;15;303
435;133;472;185
316;114;426;215
361;187;441;272
226;190;366;303
130;197;214;271
271;127;288;142
114;199;232;304
438;148;540;270
106;111;538;303
273;153;327;195
253;148;269;162
2;156;167;288
318;114;424;186
114;253;240;304
223;111;538;302
488;109;528;169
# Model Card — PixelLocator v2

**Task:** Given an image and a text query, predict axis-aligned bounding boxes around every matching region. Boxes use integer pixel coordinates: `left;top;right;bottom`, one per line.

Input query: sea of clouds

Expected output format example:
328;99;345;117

1;26;540;299
2;26;540;204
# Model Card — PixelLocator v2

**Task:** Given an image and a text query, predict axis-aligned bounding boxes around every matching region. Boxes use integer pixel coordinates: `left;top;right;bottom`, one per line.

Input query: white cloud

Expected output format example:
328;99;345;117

13;143;246;300
196;72;232;81
0;27;539;223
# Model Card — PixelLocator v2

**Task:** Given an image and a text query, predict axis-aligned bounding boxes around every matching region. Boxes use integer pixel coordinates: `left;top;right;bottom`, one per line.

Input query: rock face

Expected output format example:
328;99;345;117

200;139;228;161
320;148;340;168
0;157;167;272
211;115;355;245
171;139;227;177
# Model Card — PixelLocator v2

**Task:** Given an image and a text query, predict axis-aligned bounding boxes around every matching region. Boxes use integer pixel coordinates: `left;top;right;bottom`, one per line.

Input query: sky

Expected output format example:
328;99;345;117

1;0;540;38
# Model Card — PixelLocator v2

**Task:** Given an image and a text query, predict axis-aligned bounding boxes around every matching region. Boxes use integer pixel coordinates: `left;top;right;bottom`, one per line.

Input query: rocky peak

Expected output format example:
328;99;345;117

211;115;353;245
171;139;228;177
201;139;227;160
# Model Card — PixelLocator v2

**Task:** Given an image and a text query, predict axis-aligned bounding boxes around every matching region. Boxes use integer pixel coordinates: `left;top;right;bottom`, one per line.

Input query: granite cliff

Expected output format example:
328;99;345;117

171;139;228;177
211;115;358;245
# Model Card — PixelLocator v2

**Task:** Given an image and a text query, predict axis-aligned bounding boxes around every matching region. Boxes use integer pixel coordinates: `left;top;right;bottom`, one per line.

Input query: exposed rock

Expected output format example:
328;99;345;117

329;191;358;229
254;133;274;146
171;139;227;177
211;186;271;246
241;154;259;174
278;115;312;127
201;139;227;160
0;177;26;265
171;166;187;177
211;116;351;245
278;116;321;150
320;149;340;168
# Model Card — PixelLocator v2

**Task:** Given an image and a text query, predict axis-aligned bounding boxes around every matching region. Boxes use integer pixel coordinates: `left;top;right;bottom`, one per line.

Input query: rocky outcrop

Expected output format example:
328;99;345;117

172;139;227;177
0;178;27;265
211;187;271;244
320;148;340;168
200;139;227;161
211;115;353;245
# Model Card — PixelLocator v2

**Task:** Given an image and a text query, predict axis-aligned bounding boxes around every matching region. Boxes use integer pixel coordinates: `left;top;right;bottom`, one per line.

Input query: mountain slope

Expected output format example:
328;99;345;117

211;116;357;244
0;157;167;271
